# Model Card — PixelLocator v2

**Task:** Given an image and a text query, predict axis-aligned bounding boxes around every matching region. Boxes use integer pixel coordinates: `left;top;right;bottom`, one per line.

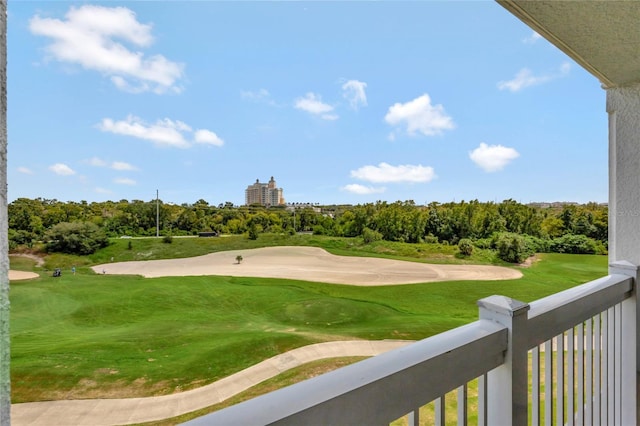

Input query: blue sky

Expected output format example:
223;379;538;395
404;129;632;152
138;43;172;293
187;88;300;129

8;1;608;206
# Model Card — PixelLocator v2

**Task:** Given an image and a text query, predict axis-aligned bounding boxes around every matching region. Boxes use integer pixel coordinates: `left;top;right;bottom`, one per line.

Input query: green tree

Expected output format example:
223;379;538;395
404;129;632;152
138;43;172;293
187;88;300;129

44;221;109;255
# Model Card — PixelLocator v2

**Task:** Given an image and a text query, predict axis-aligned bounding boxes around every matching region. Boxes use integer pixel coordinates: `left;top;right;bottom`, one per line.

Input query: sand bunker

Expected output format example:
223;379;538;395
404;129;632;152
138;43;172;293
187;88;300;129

92;246;522;286
9;270;39;281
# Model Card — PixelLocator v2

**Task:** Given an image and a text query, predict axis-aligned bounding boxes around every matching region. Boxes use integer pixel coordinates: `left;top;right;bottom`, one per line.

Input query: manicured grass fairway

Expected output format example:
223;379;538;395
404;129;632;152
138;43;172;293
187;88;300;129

10;238;607;405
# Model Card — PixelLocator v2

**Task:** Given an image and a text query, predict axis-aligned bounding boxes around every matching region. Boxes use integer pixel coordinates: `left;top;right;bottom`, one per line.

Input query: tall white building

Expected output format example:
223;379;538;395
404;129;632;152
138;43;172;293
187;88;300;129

245;176;285;207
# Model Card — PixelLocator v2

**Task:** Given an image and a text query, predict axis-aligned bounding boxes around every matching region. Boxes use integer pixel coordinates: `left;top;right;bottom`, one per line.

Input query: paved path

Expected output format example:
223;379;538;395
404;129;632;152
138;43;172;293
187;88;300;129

11;340;413;426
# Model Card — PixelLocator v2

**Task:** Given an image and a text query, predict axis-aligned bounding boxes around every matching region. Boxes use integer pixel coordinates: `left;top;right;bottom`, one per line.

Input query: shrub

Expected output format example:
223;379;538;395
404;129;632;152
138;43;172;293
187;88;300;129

424;234;439;244
522;234;551;253
550;234;597;254
45;221;109;255
163;235;173;244
474;237;493;250
457;238;474;256
494;232;530;263
362;227;383;244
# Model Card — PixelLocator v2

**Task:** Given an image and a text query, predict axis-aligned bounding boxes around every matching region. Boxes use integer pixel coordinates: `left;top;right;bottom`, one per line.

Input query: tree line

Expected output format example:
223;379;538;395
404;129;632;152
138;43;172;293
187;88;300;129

8;197;608;260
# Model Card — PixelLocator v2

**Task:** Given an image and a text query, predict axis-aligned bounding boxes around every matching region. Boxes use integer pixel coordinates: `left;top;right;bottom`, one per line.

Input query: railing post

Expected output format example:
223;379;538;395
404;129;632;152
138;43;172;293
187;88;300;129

609;260;638;425
478;295;529;426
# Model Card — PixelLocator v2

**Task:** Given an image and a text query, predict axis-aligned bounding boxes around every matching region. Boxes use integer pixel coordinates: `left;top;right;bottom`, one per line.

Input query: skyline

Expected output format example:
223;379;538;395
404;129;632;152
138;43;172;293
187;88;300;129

9;2;607;206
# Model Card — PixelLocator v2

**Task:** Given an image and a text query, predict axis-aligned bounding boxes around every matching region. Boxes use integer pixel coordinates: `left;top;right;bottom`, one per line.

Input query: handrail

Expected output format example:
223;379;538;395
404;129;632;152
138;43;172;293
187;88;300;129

527;274;632;348
183;320;507;426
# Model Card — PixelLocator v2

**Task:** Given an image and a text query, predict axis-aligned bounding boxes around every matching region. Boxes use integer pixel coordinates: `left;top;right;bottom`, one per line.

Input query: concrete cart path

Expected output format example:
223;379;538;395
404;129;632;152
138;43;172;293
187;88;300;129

12;340;413;426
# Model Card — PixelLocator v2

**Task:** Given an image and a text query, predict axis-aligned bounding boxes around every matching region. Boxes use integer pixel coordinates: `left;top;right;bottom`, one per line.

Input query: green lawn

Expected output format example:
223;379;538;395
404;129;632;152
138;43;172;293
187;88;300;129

9;236;608;407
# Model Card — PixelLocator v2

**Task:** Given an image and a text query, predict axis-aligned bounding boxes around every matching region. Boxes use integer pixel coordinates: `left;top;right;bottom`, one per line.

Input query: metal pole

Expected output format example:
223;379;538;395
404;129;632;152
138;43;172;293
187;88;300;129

156;189;159;237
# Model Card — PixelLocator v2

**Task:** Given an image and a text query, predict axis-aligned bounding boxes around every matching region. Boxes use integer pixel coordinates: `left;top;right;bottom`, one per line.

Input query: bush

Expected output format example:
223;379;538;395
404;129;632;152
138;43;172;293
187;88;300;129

362;227;383;244
550;234;597;254
163;235;173;244
494;232;530;263
45;221;109;255
424;234;439;244
457;238;473;256
522;234;551;253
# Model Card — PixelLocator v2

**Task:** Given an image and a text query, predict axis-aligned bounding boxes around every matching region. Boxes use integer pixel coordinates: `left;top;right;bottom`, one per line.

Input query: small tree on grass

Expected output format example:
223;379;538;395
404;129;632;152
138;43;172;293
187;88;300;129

235;255;243;264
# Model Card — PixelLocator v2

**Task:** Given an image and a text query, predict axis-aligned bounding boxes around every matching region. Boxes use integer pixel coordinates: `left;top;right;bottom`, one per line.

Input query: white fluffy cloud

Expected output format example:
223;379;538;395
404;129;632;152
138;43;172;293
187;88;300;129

194;129;224;146
469;142;520;172
294;92;338;120
111;161;137;171
498;62;571;92
350;163;436;183
18;167;34;174
49;163;76;176
29;5;185;94
114;177;136;185
384;94;454;137
342;80;367;110
98;115;223;149
341;184;385;195
86;157;138;170
98;115;190;148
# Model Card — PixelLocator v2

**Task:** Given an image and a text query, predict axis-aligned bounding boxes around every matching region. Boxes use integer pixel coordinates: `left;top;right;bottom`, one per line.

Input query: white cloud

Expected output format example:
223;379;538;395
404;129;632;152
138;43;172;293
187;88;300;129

87;157;107;167
498;63;571;92
523;31;542;44
114;177;136;185
98;115;222;149
294;92;338;120
241;88;270;101
384;94;454;137
49;163;76;176
350;162;436;183
342;79;367;110
29;5;185;94
341;184;385;195
98;115;191;148
194;129;224;146
111;161;137;171
469;142;520;172
95;187;113;194
18;167;33;174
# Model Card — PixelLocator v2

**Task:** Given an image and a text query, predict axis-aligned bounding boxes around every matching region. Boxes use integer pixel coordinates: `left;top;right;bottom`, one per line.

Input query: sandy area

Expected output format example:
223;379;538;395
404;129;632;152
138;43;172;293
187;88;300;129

9;270;39;281
92;246;522;286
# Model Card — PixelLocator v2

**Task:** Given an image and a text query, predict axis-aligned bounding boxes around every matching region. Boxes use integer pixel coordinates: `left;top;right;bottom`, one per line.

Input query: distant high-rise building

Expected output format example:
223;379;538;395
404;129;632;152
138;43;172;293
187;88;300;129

245;176;285;207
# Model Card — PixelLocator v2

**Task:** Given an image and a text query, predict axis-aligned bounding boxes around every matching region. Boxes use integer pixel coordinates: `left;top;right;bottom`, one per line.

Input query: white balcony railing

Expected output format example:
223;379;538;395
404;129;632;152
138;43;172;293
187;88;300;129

183;261;638;426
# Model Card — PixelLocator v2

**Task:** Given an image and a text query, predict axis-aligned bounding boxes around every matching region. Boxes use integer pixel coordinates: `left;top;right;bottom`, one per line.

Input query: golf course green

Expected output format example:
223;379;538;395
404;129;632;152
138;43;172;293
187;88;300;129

9;235;608;411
